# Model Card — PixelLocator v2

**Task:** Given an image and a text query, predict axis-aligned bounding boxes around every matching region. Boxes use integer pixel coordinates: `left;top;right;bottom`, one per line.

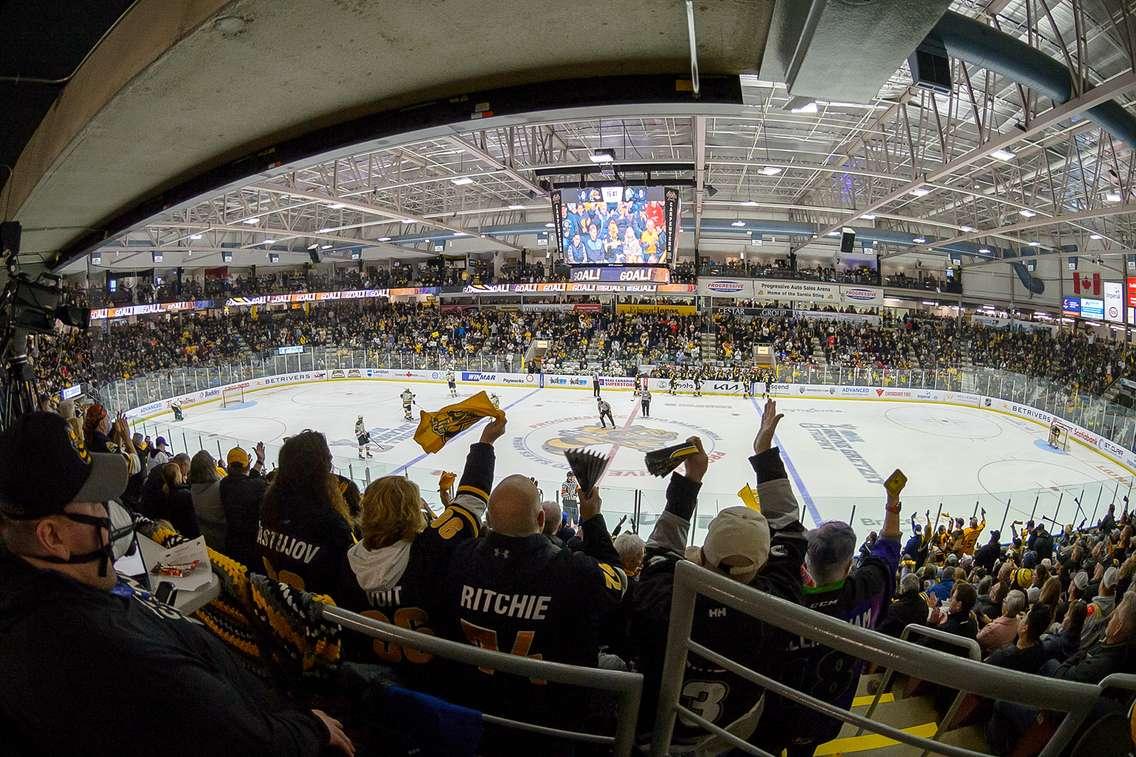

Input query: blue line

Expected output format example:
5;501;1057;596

750;397;822;527
393;387;542;475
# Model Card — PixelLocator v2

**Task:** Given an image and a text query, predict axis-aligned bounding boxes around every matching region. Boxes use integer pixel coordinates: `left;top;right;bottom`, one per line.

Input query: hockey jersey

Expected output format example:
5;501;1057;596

757;536;900;751
256;498;355;596
631;451;807;747
336;443;493;675
440;512;628;727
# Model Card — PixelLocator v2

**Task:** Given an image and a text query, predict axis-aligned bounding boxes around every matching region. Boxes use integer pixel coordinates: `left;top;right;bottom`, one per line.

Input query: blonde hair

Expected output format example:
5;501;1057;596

360;476;427;549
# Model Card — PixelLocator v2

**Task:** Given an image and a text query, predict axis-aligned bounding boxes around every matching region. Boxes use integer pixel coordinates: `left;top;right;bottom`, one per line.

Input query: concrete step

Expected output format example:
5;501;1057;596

836;695;938;736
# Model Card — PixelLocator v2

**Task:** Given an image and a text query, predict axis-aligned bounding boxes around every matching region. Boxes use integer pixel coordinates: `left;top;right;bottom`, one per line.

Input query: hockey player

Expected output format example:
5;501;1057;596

446;370;457;398
489;393;500;409
401;389;416;421
171;401;185;422
597;397;615;428
641;387;652;418
692;371;703;397
668;375;677;396
355;416;373;459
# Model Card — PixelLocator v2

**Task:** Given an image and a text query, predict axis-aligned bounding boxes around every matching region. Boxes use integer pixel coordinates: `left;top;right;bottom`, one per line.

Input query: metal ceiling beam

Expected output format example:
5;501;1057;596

816;69;1136;238
693;116;707;250
447;136;547;197
919;203;1136;251
250;183;525;253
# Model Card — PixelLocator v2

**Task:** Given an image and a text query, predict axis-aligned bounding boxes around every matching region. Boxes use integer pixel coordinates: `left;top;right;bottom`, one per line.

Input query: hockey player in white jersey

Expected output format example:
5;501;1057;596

400;389;416;421
446;370;457;398
355;415;373;459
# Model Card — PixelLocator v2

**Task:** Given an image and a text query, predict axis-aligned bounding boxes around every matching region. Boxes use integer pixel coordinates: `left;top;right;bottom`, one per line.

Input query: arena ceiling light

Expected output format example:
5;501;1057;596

912;236;927;244
1018;209;1037;218
731;220;746;227
740;200;759;207
861;213;876;220
1106;191;1123;202
317;227;333;233
241;218;260;224
189;233;203;240
1090;233;1103;240
450;177;475;186
960;225;974;233
307;243;319;250
321;244;333;250
378;236;392;242
328;203;346;209
1028;241;1041;246
909;187;931;197
759;166;782;176
990;148;1016;161
508;204;526;210
544;222;555;228
589;149;616;163
978;247;991;253
401;219;415;224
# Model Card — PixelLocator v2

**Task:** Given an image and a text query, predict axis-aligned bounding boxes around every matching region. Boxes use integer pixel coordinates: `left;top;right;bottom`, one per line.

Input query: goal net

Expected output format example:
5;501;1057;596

1048;423;1070;451
221;386;245;408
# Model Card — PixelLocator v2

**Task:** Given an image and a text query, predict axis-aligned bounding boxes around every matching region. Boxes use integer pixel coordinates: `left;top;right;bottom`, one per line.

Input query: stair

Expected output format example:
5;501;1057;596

699;332;717;360
1100;377;1124;404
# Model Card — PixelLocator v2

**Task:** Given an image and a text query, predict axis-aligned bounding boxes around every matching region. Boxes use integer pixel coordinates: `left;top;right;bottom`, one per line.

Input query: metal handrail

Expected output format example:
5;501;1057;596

650;560;1100;757
857;624;981;737
320;604;643;755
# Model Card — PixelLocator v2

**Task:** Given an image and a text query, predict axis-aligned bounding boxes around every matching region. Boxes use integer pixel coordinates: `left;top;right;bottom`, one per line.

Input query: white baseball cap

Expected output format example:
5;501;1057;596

700;506;771;584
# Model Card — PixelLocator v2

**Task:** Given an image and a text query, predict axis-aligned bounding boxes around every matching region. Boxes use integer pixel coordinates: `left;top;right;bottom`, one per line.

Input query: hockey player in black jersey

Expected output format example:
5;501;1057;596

337;415;504;680
441;464;629;745
630;399;807;751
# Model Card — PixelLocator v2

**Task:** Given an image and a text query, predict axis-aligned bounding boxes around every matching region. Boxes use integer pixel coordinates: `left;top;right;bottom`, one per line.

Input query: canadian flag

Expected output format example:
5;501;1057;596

1073;271;1101;296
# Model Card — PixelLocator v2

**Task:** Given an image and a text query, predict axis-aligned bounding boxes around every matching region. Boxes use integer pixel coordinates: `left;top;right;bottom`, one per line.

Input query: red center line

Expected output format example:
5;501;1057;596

597;399;641;487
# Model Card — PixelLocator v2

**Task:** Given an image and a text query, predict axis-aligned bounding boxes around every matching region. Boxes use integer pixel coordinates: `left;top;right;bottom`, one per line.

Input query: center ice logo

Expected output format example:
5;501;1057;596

542;424;677;454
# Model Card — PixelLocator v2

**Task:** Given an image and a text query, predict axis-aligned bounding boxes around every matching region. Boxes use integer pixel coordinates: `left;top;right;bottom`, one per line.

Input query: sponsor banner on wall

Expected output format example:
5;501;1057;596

570;267;671;283
751;280;841;303
839;285;883;305
546;374;591;389
698;278;755;298
1081;298;1105;320
459;282;695;296
1105;281;1124;323
90;299;214;320
59;384;83;400
615;303;697;316
1062;296;1081;318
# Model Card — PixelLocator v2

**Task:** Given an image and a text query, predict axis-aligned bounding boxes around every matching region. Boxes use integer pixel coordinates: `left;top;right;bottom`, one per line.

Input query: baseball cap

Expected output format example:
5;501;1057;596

155;436;169;449
806;521;857;571
1073;571;1089;592
701;506;771;583
226;446;251;467
1102;566;1120;591
1026;586;1041;604
0;412;128;519
946;553;959;566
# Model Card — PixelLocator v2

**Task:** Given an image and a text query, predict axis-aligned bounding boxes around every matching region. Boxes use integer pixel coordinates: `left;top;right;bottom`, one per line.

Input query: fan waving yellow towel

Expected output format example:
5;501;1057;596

414;390;505;453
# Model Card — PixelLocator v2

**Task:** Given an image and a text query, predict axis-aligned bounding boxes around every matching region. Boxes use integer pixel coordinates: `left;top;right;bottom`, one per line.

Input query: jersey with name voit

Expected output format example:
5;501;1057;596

335;442;493;671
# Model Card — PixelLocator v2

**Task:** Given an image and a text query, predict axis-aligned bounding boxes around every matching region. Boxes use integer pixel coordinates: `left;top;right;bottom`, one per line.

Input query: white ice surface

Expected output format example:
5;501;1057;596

140;380;1132;542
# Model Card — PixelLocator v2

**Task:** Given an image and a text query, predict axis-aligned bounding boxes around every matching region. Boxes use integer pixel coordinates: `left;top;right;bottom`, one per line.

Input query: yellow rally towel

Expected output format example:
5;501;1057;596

414;391;504;454
738;483;761;512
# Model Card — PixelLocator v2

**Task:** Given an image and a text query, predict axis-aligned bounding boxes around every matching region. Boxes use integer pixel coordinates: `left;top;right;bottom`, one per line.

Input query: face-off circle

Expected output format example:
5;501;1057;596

513;415;723;477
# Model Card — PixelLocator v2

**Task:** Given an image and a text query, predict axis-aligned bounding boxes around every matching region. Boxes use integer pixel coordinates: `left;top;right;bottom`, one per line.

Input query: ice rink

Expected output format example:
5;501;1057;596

141;380;1134;541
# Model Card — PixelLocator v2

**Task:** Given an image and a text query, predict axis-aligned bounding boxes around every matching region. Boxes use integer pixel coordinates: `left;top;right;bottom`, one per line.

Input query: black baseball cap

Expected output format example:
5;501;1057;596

0;412;129;519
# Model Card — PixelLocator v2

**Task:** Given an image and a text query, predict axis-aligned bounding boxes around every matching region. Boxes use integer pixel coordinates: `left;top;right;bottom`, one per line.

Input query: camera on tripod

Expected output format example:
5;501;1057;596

0;221;91;429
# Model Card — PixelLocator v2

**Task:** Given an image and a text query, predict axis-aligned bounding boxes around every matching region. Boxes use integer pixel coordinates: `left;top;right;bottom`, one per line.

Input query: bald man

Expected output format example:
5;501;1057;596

441;474;628;739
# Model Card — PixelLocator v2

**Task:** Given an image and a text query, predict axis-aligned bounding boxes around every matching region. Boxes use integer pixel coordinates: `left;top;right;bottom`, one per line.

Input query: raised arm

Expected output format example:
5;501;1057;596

644;436;707;556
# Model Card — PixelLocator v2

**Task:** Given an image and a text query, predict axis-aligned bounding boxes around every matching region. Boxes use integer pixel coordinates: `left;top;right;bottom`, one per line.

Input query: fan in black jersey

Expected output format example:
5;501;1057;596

753;484;902;756
337;416;503;679
630;399;807;751
440;464;628;744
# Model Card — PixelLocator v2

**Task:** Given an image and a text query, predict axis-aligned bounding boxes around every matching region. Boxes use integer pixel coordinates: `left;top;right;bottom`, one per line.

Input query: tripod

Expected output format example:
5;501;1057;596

0;332;41;431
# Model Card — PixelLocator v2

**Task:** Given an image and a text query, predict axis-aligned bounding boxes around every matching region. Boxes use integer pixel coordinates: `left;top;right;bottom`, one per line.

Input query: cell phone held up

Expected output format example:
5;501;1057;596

884;469;908;499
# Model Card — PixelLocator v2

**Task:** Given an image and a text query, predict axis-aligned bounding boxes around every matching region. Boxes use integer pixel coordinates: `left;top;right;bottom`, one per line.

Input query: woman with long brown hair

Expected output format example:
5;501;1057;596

256;431;354;594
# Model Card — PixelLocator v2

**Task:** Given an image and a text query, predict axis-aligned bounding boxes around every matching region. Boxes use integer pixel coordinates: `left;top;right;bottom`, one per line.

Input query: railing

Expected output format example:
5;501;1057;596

650;560;1101;757
321;605;642;754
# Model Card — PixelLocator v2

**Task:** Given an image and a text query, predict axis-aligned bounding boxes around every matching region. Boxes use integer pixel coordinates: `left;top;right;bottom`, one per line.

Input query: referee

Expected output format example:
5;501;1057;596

641;387;652;417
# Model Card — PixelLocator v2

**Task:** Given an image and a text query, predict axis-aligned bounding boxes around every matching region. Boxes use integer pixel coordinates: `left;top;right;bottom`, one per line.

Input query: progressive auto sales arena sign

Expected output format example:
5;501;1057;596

513;416;724;476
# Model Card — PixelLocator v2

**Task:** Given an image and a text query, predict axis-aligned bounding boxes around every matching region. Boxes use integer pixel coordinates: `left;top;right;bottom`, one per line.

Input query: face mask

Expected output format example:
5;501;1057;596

36;502;135;578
